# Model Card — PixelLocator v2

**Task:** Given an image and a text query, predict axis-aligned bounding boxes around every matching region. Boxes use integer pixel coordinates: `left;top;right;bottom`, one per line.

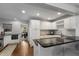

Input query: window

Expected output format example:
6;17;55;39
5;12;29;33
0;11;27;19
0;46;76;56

3;24;12;32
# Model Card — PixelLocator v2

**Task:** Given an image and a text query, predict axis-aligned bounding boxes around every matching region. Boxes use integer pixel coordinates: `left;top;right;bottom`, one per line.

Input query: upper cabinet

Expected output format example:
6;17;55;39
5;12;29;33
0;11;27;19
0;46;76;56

56;20;64;29
51;22;57;29
56;16;76;29
3;24;12;32
40;21;57;30
64;17;76;29
30;20;40;30
40;21;51;29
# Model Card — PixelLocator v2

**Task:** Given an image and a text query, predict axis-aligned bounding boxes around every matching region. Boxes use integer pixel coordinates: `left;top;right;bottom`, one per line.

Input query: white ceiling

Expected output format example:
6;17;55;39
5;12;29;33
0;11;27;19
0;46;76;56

0;3;71;22
70;3;79;7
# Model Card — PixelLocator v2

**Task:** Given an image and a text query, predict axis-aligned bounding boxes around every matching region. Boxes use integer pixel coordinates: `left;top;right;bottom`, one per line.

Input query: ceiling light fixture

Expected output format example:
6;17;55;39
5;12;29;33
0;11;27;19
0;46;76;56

57;12;61;15
22;10;26;14
48;17;52;20
14;18;17;20
36;13;40;16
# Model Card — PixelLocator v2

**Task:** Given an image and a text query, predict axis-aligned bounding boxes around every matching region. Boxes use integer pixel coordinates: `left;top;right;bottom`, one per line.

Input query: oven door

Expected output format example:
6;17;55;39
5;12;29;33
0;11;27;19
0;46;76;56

11;34;18;40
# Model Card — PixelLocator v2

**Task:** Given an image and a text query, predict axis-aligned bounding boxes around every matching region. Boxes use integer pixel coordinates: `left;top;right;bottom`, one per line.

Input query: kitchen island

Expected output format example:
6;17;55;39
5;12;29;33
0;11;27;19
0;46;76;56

33;36;79;56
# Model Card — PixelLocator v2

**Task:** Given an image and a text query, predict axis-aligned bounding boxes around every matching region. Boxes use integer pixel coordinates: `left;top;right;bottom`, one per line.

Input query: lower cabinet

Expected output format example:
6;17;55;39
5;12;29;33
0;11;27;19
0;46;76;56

4;35;11;47
34;43;64;56
53;43;79;56
64;42;79;56
34;42;79;56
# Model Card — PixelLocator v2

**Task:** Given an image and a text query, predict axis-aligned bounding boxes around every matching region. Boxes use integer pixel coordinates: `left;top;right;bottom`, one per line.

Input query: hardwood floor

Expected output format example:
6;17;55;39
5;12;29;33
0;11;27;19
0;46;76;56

12;40;33;56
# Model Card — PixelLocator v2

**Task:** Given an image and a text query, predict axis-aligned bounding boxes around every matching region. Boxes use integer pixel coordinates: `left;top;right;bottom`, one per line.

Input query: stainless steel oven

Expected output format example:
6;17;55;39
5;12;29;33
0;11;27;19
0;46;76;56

11;34;18;40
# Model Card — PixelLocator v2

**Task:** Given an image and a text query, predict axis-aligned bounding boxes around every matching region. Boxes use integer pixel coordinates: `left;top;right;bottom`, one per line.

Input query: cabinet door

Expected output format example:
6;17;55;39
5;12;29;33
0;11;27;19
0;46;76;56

56;20;64;29
70;17;76;29
51;22;57;29
64;17;76;29
63;42;79;56
30;20;40;30
4;36;11;46
40;21;51;29
64;18;70;29
29;20;40;39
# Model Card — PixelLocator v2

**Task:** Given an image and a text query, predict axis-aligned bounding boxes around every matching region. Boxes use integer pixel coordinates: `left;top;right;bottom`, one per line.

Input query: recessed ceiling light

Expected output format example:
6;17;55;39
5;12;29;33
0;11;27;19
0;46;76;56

14;18;17;20
36;13;40;16
48;17;52;20
57;12;61;15
22;10;26;14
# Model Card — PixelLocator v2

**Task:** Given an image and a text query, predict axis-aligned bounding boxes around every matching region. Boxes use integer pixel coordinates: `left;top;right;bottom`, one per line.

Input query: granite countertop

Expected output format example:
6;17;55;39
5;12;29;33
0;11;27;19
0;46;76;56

33;37;78;48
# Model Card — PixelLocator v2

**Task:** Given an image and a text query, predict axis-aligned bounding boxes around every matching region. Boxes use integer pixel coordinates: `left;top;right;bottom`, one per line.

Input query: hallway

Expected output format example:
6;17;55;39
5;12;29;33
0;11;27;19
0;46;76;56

12;40;33;56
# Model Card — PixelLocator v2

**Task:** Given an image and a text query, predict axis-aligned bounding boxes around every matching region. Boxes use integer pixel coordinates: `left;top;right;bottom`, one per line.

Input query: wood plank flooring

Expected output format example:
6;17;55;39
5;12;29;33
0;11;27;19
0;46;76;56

12;40;33;56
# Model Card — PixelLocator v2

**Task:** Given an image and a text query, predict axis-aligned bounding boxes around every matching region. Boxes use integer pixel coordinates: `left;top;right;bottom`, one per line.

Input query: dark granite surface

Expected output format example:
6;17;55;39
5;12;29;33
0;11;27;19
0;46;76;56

33;36;79;48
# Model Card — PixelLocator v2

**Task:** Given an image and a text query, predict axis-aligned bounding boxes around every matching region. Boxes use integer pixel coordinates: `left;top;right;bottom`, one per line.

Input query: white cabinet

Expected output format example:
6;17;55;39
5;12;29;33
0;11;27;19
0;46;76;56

29;20;40;39
40;21;51;29
56;16;76;29
56;20;64;29
40;21;57;30
51;22;57;29
28;20;40;46
4;35;20;46
34;43;64;56
4;35;11;46
64;17;76;29
56;17;76;36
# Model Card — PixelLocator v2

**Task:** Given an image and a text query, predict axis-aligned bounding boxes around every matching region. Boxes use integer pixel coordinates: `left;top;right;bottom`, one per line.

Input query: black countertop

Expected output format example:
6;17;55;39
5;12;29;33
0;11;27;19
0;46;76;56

33;36;79;48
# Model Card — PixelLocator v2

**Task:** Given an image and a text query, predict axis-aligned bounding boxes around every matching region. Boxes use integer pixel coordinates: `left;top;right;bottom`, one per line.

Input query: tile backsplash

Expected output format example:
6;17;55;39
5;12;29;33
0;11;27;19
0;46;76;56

55;29;76;36
40;31;50;36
